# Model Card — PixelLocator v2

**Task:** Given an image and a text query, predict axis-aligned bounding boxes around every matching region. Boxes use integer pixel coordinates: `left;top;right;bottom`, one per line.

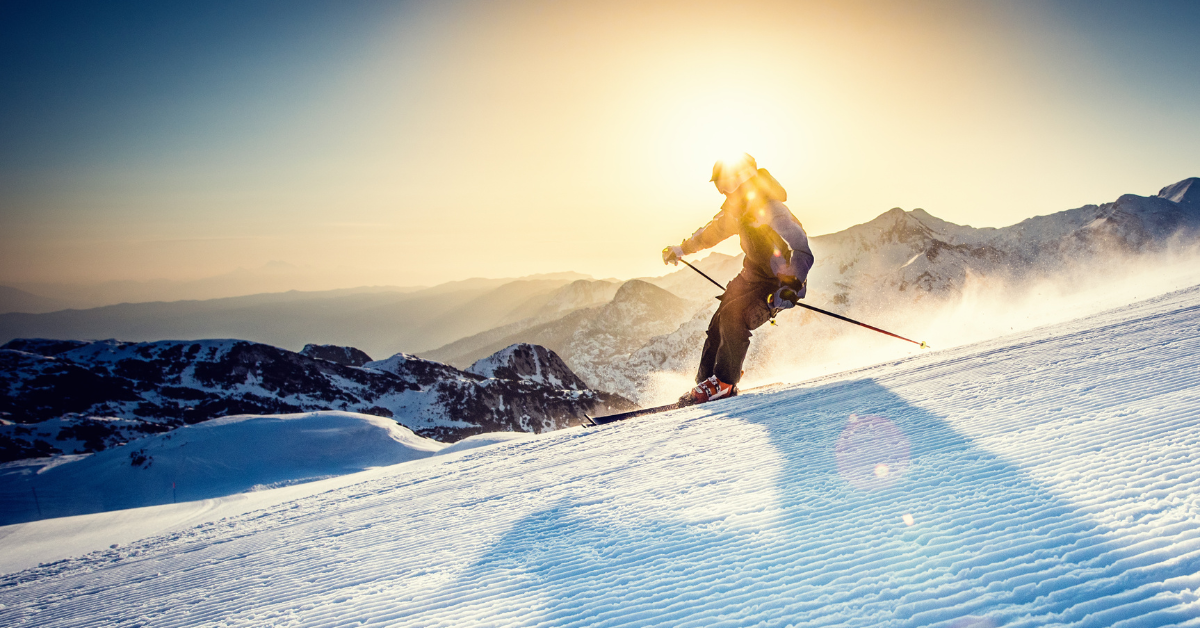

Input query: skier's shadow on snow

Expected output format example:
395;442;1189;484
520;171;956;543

436;379;1193;627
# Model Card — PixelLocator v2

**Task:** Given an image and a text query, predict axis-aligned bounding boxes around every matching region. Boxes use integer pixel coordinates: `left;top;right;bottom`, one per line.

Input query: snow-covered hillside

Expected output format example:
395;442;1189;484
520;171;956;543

0;411;444;525
5;281;1200;626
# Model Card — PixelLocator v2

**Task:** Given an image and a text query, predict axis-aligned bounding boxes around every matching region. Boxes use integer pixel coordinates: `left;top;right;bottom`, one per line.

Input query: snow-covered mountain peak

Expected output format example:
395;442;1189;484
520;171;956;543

904;207;994;244
364;351;480;386
1158;176;1200;209
831;206;938;247
906;206;935;222
467;343;587;390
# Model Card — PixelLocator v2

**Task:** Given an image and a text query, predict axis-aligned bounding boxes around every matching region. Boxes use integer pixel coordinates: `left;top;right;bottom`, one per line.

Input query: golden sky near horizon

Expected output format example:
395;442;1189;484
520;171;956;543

2;0;1198;289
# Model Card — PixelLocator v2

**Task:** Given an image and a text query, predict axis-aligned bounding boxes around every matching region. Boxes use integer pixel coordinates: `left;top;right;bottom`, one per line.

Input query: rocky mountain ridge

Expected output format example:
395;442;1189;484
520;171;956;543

0;338;632;462
807;177;1200;312
300;343;373;367
466;343;588;391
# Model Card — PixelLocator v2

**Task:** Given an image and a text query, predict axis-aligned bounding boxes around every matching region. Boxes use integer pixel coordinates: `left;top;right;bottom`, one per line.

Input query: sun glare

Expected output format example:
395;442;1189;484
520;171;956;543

652;84;804;185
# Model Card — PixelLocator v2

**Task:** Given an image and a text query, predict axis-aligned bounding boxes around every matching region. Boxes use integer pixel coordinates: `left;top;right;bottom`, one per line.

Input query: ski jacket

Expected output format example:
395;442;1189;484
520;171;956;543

680;168;814;296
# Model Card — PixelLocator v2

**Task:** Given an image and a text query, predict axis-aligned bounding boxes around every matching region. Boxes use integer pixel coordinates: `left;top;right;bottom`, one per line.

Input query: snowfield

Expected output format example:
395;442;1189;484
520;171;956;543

0;412;445;525
4;283;1200;626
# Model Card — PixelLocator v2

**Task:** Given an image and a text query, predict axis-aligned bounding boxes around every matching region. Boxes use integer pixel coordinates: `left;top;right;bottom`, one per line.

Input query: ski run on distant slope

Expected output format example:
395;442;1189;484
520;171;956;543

5;283;1200;627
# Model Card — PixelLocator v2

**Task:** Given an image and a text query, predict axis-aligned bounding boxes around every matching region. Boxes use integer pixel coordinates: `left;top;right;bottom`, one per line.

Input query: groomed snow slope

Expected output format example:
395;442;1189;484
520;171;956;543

5;285;1200;626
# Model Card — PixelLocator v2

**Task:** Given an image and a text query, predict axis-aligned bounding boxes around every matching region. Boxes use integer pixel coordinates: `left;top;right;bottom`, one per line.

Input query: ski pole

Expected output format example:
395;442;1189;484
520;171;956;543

790;301;928;348
679;258;929;349
679;259;725;292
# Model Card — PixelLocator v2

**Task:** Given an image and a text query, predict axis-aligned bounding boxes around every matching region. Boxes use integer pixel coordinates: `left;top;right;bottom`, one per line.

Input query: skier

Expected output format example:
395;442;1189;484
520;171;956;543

662;153;814;404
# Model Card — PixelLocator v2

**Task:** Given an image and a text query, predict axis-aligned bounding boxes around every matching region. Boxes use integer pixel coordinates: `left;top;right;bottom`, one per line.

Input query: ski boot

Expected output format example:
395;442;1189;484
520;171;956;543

679;375;735;405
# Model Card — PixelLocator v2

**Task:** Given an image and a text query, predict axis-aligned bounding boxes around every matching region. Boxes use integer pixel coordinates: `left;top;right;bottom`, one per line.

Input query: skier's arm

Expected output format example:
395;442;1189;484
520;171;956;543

680;210;736;255
766;202;814;294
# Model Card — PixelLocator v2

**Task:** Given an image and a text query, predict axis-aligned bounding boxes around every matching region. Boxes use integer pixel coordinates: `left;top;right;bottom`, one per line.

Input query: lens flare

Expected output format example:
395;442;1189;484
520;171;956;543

834;415;911;491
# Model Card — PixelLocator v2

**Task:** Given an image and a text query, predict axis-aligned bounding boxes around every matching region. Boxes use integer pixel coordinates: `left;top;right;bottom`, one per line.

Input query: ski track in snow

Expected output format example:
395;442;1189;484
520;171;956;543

5;288;1200;626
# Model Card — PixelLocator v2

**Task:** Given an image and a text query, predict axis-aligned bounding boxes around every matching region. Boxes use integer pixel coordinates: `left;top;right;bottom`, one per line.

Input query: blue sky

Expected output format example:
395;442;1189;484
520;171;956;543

1;0;1198;288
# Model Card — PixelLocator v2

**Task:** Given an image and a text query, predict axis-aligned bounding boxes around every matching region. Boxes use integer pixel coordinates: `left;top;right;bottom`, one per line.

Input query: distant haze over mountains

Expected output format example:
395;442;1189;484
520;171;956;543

0;274;603;358
0;266;596;313
2;261;416;311
0;286;69;315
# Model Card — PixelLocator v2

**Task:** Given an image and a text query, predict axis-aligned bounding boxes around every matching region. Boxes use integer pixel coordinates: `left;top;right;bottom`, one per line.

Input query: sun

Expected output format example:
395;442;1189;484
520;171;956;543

648;82;809;187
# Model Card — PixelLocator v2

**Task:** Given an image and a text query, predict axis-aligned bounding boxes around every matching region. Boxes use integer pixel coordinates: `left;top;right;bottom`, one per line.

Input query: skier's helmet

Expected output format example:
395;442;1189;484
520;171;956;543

710;153;757;185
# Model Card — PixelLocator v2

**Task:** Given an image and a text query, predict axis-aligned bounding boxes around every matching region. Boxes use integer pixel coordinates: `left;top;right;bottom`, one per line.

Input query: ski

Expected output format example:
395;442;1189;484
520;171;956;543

584;402;686;426
582;382;783;428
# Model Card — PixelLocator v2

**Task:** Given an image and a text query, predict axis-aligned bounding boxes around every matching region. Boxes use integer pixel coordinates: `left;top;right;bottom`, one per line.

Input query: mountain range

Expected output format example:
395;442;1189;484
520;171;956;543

431;176;1200;403
807;176;1200;314
0;338;632;462
0;286;71;315
2;177;1197;408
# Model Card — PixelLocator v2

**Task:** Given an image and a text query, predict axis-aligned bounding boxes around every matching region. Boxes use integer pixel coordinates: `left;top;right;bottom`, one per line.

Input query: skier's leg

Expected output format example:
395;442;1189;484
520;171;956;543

682;316;726;403
695;312;722;384
696;273;750;383
713;305;752;385
712;280;774;385
684;274;770;402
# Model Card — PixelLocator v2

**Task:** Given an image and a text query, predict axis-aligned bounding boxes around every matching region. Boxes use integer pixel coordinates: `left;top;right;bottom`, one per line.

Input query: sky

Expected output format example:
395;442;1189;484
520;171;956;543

1;0;1199;291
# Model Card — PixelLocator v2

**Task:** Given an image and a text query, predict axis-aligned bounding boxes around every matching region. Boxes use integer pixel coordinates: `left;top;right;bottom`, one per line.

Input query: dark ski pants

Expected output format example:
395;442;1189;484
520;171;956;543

696;273;776;386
